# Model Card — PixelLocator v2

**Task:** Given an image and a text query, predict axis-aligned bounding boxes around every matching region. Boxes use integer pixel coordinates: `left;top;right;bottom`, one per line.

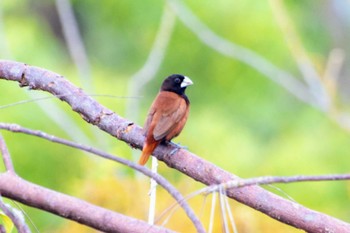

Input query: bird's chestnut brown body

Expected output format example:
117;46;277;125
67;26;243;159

138;74;193;165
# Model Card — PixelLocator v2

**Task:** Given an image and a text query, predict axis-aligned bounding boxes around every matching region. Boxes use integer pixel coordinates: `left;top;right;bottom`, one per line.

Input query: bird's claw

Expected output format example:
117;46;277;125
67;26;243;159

169;147;180;156
168;142;188;156
169;141;188;149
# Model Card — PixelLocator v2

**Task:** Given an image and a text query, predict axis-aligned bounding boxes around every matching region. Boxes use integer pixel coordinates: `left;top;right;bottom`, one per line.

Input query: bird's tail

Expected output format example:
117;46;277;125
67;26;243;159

138;141;159;165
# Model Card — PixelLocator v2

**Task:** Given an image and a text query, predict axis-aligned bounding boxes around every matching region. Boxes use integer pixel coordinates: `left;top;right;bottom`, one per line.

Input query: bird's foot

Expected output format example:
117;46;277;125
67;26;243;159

169;141;188;149
169;147;179;156
168;142;188;155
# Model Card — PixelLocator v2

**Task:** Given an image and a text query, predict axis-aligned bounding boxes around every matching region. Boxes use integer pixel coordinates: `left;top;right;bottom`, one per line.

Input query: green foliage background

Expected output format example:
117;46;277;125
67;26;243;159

0;0;349;232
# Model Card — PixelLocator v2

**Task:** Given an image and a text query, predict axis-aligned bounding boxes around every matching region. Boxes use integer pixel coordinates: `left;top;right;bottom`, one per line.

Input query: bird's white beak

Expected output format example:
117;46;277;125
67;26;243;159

181;76;193;88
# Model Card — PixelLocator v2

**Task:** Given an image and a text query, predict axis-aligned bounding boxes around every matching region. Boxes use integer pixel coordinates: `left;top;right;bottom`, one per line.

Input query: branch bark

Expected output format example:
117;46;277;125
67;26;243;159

201;174;350;194
0;172;176;233
0;133;14;172
0;195;30;233
0;122;205;233
0;60;349;232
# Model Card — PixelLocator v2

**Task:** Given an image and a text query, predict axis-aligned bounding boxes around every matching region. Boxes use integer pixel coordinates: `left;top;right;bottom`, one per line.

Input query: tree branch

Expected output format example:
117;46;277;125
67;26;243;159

0;133;14;172
269;0;330;111
202;174;350;194
0;195;30;233
55;0;92;92
0;60;349;232
166;0;319;108
0;172;176;233
0;123;205;233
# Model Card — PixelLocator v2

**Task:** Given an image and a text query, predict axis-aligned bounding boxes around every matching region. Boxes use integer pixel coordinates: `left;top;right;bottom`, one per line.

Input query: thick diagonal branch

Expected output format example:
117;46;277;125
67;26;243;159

0;60;349;232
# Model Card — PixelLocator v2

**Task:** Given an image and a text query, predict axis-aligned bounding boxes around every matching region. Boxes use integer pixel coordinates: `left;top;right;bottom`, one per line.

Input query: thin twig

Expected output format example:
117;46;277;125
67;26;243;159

224;192;237;233
0;94;140;110
0;133;14;172
167;0;317;107
219;187;229;233
0;196;30;233
156;187;200;226
28;93;94;146
323;48;345;106
202;174;350;195
0;1;12;58
11;201;39;233
269;0;330;111
208;191;216;233
55;0;92;92
148;157;159;225
0;123;205;233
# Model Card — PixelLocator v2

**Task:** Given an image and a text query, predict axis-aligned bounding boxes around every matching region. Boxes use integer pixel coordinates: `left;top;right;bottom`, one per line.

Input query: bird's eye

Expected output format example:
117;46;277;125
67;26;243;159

175;78;181;84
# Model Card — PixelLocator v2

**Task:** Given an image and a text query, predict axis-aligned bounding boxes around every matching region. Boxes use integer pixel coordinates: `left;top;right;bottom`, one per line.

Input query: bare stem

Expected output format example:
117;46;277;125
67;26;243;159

167;0;317;107
0;173;175;233
55;0;92;92
269;0;330;111
0;196;30;233
0;133;14;172
202;173;350;194
0;123;205;233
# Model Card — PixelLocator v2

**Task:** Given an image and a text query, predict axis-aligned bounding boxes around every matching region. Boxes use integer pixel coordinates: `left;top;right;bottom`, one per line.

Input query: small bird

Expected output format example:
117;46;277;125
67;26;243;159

138;74;193;165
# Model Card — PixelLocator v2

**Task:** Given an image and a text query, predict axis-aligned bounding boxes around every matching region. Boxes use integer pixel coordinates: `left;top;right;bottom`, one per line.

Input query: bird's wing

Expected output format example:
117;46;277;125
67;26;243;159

153;100;187;141
144;92;187;141
142;106;156;137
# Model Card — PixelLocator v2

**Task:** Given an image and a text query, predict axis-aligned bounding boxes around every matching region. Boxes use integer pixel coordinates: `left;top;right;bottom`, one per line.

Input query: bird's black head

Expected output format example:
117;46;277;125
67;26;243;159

160;74;193;95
